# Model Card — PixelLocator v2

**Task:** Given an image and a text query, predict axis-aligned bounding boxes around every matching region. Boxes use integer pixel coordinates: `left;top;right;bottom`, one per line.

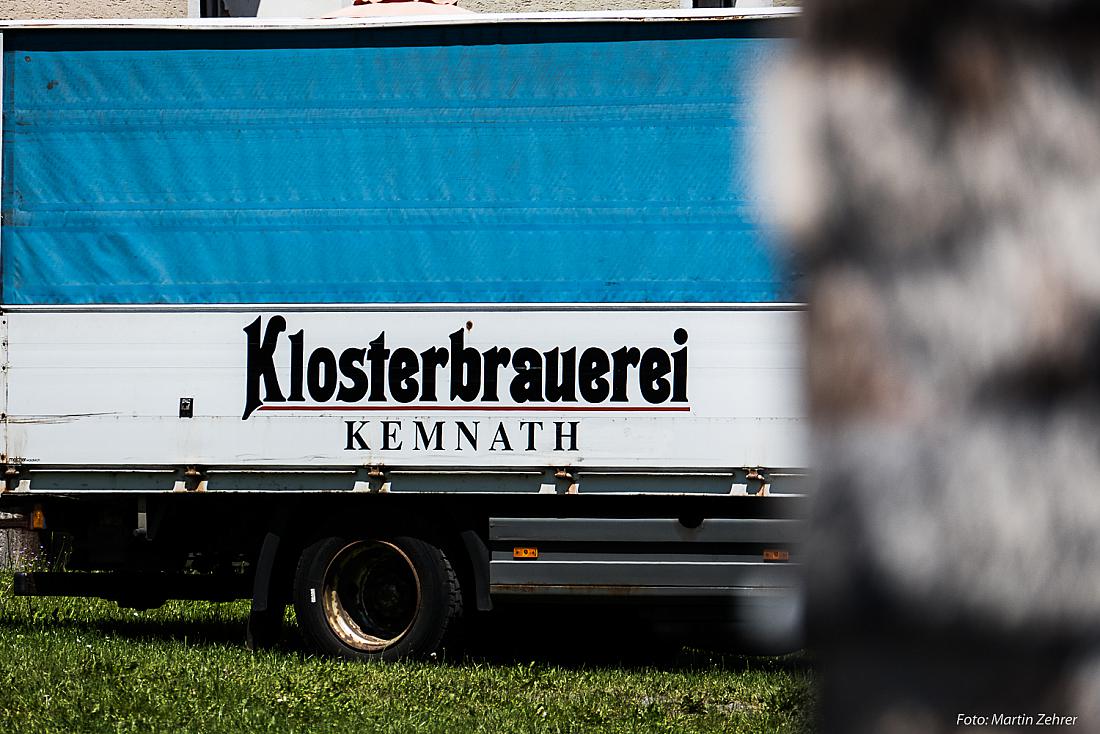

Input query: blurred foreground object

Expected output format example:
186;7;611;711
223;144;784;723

763;2;1100;732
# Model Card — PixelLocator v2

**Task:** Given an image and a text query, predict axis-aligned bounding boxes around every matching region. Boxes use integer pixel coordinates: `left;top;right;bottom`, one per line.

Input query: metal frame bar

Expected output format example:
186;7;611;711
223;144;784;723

0;8;798;32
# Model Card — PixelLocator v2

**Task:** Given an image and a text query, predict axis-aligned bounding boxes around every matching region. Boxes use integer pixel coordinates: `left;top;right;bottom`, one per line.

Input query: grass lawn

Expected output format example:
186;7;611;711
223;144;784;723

0;580;815;734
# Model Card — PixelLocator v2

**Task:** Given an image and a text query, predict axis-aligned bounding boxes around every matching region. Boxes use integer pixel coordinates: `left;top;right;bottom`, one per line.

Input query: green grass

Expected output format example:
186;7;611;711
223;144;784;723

0;582;815;734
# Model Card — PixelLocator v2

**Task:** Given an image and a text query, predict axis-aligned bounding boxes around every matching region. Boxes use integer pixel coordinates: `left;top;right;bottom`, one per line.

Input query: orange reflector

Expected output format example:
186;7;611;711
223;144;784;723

763;549;789;562
512;547;539;560
30;505;45;530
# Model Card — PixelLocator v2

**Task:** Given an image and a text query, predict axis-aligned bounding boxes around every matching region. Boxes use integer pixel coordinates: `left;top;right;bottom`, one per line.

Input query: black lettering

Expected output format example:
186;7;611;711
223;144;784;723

510;348;543;402
544;348;577;402
610;346;641;402
639;347;672;403
420;347;449;401
381;420;402;450
367;332;391;402
489;423;513;451
519;421;543;451
249;323;684;418
672;329;689;402
456;421;479;450
554;421;579;451
482;347;511;401
414;421;444;450
306;348;338;402
242;315;286;420
337;348;368;403
345;420;370;450
389;348;420;403
450;329;482;402
288;330;305;402
578;347;611;403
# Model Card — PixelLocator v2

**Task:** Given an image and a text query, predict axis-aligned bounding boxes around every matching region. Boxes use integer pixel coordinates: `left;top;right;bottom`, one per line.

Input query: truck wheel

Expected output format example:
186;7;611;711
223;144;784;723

293;536;461;662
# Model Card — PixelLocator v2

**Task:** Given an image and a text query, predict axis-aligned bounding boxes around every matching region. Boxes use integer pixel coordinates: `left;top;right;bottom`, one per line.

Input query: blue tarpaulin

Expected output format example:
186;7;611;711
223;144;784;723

1;22;790;305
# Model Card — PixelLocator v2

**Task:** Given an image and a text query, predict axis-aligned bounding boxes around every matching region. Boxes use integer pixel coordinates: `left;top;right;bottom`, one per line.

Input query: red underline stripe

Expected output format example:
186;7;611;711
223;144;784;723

257;404;691;413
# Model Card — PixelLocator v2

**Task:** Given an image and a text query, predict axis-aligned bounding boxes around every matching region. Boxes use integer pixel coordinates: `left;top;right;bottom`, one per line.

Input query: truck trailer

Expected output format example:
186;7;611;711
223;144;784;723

0;8;805;660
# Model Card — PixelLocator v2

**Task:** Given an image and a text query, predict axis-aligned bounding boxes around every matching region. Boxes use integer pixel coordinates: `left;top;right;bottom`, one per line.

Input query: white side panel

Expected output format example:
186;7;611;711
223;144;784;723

4;308;806;470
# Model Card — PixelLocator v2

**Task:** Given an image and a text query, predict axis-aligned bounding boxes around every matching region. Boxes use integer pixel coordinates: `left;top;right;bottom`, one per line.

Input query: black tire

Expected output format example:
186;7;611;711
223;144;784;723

293;535;462;662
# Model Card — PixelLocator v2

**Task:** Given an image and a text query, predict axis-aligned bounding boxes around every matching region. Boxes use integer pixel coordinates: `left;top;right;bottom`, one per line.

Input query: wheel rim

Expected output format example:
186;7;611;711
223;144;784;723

321;540;421;652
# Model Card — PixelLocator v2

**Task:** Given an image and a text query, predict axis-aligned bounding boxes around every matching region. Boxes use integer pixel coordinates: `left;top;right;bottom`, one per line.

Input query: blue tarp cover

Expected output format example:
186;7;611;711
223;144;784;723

1;24;789;305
